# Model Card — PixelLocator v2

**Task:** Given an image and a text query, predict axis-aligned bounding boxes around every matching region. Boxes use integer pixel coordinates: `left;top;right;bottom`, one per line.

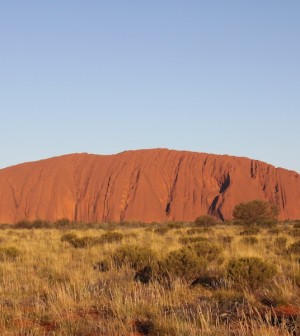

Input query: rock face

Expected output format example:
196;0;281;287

0;149;299;223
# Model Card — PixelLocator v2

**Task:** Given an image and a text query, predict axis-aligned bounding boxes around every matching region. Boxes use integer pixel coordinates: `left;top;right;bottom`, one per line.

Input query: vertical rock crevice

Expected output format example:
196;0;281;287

209;172;231;221
165;157;184;217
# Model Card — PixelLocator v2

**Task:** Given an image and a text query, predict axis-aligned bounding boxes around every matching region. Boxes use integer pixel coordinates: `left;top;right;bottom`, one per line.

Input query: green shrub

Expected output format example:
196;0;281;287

227;257;276;289
0;247;21;261
288;241;300;254
113;245;157;270
240;227;260;236
99;231;123;243
187;241;222;262
241;236;258;245
178;236;207;245
233;200;278;226
162;247;207;280
194;215;218;227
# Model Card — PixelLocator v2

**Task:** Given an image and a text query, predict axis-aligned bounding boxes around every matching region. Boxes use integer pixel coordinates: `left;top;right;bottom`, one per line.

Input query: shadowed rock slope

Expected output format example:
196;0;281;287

0;149;299;223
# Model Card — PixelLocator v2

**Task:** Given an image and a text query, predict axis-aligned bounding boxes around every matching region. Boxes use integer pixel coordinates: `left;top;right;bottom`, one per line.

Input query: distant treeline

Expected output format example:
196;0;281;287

0;218;195;230
0;217;299;231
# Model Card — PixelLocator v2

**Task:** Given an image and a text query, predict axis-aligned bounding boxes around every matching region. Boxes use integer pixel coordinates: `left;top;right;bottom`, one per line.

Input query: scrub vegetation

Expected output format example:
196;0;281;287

0;201;299;335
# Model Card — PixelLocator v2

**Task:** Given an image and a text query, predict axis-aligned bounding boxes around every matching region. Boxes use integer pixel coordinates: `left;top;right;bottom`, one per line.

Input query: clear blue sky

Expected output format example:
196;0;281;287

1;1;299;172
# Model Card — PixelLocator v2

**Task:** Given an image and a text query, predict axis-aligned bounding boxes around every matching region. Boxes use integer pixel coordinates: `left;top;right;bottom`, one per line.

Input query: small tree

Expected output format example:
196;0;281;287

233;200;279;226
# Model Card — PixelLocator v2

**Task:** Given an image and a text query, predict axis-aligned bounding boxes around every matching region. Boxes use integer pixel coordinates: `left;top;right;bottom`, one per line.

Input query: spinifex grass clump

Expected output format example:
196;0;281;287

154;227;169;235
288;240;300;254
60;233;77;243
60;233;96;248
289;229;300;237
227;257;277;289
194;215;218;227
162;247;207;281
186;228;204;235
218;235;233;244
61;231;123;248
113;245;158;270
240;236;258;245
99;231;123;243
274;236;287;250
178;236;207;245
93;259;110;272
293;221;300;229
187;241;222;262
0;246;21;261
240;227;260;236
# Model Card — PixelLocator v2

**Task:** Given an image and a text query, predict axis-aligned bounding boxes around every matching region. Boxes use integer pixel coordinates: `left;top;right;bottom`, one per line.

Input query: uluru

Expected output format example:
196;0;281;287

0;148;299;224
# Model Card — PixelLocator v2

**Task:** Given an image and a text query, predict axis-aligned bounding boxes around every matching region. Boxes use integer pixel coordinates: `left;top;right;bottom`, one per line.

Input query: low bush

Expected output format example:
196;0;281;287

154;227;169;235
14;220;51;229
227;257;276;289
194;215;218;227
68;237;95;248
218;235;233;244
99;231;123;243
60;233;98;248
178;236;207;245
288;240;300;254
187;241;222;262
60;233;77;243
93;260;110;272
289;229;300;238
39;267;69;284
293;221;300;229
274;236;287;249
134;266;152;284
267;228;280;235
162;247;207;280
113;245;157;270
135;318;155;335
167;222;185;229
54;218;71;227
294;271;300;287
190;276;220;288
240;227;260;236
241;236;258;245
0;246;22;261
186;228;203;235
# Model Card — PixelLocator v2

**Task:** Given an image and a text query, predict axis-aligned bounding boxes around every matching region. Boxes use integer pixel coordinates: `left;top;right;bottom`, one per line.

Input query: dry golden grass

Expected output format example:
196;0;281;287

0;222;298;335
